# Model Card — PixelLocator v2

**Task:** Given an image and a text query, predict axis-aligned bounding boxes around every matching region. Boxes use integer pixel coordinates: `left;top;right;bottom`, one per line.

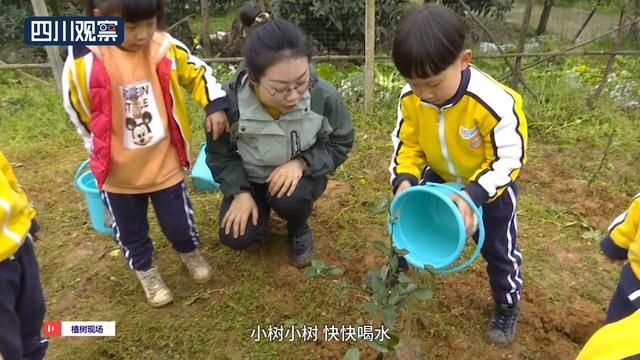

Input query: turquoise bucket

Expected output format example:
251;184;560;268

190;142;219;192
74;160;113;235
388;182;485;273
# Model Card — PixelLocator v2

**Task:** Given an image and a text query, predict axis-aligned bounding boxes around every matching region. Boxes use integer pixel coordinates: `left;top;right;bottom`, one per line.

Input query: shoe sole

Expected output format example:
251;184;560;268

190;272;212;284
148;296;174;308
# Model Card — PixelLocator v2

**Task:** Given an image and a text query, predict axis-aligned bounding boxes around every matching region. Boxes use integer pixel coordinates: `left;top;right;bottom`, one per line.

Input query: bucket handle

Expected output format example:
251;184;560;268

74;159;90;185
423;182;485;274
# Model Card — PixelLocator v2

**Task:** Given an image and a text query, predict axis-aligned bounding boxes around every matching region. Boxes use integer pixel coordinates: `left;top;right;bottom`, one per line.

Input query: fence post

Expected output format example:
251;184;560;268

364;0;375;113
30;0;63;91
201;0;212;57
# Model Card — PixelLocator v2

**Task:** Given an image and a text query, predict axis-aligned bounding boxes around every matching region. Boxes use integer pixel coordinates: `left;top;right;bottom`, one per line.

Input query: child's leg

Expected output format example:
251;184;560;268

218;183;271;250
0;238;47;360
480;183;523;306
149;181;199;253
101;191;153;271
606;263;640;323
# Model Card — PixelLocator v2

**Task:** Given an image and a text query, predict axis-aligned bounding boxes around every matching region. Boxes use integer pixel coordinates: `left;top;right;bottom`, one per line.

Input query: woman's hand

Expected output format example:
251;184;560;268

221;192;258;238
449;190;477;238
266;159;305;198
205;110;230;140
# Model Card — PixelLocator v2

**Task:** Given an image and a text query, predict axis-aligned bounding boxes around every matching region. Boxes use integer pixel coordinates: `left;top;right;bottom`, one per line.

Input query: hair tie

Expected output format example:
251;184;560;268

253;12;271;26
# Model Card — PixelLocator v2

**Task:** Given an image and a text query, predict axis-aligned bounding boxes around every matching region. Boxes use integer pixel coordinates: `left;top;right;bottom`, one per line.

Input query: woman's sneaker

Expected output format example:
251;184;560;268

178;249;212;283
289;223;314;268
134;267;173;307
486;303;519;346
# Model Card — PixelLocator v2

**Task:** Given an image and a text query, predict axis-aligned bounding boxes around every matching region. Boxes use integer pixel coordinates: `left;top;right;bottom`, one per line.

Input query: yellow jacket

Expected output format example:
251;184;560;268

0;150;36;262
389;66;528;204
601;193;640;278
577;310;640;359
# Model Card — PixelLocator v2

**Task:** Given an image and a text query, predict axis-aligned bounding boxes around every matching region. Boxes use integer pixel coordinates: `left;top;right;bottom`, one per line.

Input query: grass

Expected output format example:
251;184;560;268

0;52;639;359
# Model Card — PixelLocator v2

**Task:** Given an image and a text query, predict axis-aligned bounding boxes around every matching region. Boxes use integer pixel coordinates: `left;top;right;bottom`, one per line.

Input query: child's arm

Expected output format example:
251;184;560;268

389;87;427;194
465;90;527;205
61;46;92;151
601;194;640;260
167;36;229;117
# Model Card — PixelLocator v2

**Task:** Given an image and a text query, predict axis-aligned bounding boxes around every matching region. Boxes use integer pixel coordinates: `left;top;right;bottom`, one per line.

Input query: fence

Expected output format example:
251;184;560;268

2;0;640;109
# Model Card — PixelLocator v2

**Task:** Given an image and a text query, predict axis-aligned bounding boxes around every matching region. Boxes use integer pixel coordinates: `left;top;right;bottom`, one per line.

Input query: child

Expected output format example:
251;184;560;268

577;310;640;359
62;0;230;307
600;193;640;323
205;5;354;267
389;4;527;346
0;149;47;360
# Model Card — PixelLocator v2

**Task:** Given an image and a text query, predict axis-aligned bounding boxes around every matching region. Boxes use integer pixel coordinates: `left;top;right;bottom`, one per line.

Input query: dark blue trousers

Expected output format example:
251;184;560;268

0;236;47;360
421;169;523;306
606;263;640;323
218;176;327;250
100;181;200;271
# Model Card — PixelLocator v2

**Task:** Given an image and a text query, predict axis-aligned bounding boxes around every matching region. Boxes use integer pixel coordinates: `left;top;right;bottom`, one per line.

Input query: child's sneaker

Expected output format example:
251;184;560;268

486;303;519;346
178;249;212;283
134;267;173;307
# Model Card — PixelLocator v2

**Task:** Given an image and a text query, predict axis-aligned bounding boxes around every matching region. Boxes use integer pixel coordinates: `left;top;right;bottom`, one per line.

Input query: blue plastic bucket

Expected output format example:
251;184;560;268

190;142;219;192
74;160;113;235
388;182;485;273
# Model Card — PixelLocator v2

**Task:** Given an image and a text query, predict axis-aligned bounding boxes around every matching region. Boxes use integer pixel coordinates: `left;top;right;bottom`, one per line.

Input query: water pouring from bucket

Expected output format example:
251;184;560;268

388;182;484;273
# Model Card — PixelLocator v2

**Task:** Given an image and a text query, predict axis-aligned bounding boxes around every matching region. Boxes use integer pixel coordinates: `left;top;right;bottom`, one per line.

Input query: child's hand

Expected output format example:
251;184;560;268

449;191;477;238
395;180;412;195
206;111;229;140
266;159;305;198
222;192;258;238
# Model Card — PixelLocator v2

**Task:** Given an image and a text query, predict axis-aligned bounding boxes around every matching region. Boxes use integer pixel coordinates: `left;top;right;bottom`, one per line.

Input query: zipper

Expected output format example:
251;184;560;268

437;108;460;183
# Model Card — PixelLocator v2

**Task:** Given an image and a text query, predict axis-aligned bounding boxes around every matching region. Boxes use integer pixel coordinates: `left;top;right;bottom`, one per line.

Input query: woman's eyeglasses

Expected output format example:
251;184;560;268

260;78;316;100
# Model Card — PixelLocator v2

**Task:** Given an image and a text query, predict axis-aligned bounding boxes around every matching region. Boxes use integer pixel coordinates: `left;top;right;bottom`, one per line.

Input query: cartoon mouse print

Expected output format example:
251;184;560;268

121;81;165;149
126;101;154;146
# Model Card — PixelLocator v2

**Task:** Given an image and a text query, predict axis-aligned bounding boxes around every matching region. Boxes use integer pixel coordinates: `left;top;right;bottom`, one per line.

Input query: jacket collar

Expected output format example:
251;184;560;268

420;66;471;109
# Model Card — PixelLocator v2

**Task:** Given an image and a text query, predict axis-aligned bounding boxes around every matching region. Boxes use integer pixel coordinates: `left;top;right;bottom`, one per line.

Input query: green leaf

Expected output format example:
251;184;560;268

311;259;325;269
371;240;390;254
397;272;411;284
373;289;386;305
395;297;408;309
382;305;396;328
344;347;360;360
389;255;399;273
367;339;391;354
402;283;417;294
360;301;380;317
414;287;433;301
394;248;409;257
304;267;318;278
320;267;344;276
380;265;389;281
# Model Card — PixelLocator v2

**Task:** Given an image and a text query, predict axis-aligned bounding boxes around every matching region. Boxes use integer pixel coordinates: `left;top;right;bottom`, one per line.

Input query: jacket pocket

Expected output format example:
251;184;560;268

235;119;289;166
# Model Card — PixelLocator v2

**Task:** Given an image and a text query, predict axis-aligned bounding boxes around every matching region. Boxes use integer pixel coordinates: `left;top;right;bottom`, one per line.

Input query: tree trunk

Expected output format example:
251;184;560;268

626;0;640;41
536;0;554;35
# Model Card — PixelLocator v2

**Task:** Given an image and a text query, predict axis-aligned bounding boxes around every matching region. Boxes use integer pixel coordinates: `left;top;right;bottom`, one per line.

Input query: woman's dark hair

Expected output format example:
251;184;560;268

391;4;466;79
84;0;164;23
239;4;312;81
